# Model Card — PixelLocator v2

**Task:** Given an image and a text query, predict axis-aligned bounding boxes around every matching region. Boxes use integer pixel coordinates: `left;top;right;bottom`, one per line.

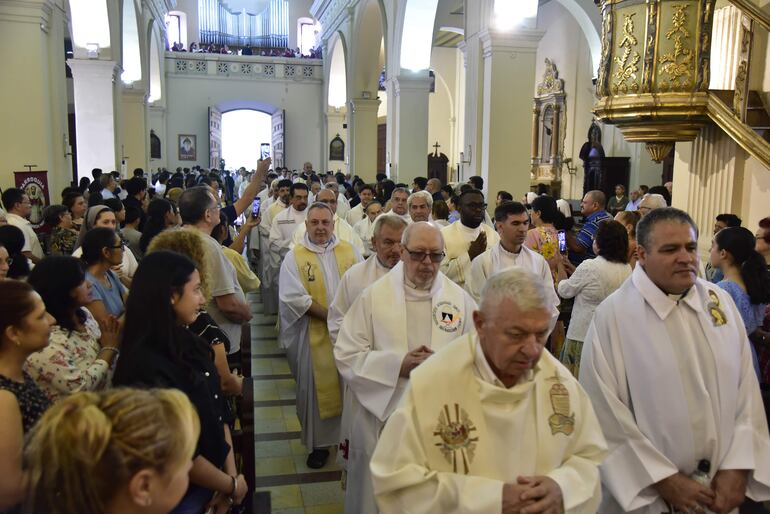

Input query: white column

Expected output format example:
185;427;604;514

121;88;149;175
348;97;381;182
479;28;544;201
67;59;120;180
391;73;432;185
459;36;484;181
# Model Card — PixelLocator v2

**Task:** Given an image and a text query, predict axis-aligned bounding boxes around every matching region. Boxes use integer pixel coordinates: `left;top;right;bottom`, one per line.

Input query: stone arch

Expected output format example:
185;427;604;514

554;0;601;75
327;32;348;109
350;0;387;95
121;0;142;84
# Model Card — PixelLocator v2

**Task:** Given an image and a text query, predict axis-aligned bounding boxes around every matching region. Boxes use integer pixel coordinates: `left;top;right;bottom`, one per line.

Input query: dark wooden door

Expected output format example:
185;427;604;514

377;123;386;175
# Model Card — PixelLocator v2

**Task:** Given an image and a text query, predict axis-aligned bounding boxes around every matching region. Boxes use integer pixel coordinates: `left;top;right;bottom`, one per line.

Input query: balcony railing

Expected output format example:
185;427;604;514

166;52;323;82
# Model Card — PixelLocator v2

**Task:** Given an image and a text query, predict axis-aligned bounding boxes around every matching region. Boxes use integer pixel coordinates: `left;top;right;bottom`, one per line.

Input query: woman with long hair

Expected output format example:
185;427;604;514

0;226;30;280
113;252;247;513
146;230;243;396
25;256;119;402
80;228;127;326
711;226;770;383
557;220;632;378
24;388;200;514
614;210;642;268
140;198;177;254
0;280;54;512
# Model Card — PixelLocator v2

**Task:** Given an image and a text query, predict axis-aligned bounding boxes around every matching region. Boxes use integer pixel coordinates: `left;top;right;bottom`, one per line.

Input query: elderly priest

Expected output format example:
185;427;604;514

370;267;607;514
278;202;362;469
335;222;478;514
580;207;770;514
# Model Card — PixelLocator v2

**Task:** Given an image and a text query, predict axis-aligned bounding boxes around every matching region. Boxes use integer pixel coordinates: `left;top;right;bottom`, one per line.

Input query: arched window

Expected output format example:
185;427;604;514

297;17;319;56
165;11;187;49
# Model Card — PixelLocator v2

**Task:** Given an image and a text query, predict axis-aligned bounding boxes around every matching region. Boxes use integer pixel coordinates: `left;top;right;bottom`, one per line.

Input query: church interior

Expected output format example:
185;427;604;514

2;0;770;513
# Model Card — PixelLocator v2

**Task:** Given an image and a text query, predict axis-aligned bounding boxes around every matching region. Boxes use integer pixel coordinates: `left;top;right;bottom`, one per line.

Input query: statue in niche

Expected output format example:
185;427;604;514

329;134;345;161
579;122;606;195
541;106;554;164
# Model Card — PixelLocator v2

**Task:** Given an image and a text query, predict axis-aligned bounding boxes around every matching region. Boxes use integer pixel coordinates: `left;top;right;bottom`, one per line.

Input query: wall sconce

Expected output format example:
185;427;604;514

460;146;472;164
86;43;100;59
563;158;577;175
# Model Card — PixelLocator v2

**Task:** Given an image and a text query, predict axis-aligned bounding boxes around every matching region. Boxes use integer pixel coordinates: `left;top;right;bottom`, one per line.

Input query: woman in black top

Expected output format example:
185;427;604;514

0;280;55;513
112;251;247;513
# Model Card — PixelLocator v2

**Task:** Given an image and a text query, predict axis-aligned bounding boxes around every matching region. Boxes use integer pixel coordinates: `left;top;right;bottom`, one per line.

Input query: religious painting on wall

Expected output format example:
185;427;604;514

13;170;50;229
178;134;197;161
329;134;345;161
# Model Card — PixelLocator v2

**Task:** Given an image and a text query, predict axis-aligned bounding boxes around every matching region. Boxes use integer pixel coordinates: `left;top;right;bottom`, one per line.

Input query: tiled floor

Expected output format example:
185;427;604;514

250;294;344;513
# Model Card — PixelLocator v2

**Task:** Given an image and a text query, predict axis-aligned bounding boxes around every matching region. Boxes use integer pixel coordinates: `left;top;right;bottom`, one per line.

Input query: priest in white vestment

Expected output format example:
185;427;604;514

268;183;308;299
345;184;376;227
370;267;607;514
388;187;412;223
441;189;500;290
256;178;290;313
580;207;770;514
290;189;365;255
278;202;362;469
408;190;433;223
354;201;383;257
335;222;478;514
468;201;559;330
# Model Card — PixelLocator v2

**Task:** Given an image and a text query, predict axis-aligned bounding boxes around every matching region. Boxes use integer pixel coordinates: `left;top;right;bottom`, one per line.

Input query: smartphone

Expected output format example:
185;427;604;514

251;197;261;217
557;230;567;254
260;143;270;160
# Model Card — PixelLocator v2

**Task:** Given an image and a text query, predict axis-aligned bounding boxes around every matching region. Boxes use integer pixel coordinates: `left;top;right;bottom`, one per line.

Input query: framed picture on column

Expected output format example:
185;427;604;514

178;134;197;161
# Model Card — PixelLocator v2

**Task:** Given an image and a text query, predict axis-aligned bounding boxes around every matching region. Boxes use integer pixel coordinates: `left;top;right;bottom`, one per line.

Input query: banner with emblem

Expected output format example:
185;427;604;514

13;170;50;230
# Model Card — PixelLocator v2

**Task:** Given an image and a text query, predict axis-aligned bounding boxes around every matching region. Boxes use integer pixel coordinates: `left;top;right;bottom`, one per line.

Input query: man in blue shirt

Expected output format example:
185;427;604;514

568;190;613;266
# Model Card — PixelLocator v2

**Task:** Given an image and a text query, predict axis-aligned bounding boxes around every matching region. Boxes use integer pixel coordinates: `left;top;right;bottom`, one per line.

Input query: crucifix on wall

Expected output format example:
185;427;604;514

428;141;449;184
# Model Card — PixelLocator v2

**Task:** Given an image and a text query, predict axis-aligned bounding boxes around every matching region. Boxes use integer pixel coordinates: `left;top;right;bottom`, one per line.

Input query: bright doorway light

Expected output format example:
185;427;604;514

221;110;272;170
494;0;538;31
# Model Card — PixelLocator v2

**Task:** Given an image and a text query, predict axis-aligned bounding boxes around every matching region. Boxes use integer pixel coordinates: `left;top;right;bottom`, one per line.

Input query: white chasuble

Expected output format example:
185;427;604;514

278;235;362;449
580;265;770;514
370;333;607;514
468;243;560;330
334;263;477;514
440;221;500;290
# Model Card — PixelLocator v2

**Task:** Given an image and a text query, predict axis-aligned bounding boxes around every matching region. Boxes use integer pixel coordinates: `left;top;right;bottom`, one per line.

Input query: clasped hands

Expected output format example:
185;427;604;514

503;476;563;514
654;470;748;514
399;346;434;378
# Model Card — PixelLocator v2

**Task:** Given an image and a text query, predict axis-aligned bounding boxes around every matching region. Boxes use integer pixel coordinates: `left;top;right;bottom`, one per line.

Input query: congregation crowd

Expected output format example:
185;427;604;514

1;157;770;514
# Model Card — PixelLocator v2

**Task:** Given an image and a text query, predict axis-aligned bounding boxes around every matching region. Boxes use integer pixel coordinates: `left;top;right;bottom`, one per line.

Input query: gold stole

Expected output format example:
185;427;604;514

294;242;357;419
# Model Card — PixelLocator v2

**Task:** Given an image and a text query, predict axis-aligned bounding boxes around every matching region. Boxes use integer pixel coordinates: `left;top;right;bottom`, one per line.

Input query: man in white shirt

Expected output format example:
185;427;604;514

580;207;770;514
370;267;607;513
269;183;309;283
179;186;252;354
440;189;500;290
2;188;44;263
334;222;477;514
99;174;118;199
408;190;433;223
291;189;365;255
388;187;411;223
468;201;559;329
279;203;362;469
345;184;375;227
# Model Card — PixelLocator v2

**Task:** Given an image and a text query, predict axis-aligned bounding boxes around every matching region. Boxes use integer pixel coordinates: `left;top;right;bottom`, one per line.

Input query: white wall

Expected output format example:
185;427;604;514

428;46;460;177
161;56;324;172
535;1;662;200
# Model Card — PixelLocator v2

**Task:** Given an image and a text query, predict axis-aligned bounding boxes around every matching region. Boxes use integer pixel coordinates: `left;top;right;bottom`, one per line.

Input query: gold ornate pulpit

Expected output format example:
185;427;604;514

593;0;716;161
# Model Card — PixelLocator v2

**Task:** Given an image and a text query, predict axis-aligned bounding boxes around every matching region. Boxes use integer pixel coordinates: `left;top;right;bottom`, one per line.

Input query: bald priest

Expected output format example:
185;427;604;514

370;268;607;514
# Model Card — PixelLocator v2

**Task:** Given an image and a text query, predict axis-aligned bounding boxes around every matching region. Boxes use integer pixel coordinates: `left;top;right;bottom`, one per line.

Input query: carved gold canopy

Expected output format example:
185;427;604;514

593;0;715;161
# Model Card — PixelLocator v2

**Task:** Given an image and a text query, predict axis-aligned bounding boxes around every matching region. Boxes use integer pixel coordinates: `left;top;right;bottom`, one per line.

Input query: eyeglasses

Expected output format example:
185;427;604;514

404;247;445;263
110;242;125;250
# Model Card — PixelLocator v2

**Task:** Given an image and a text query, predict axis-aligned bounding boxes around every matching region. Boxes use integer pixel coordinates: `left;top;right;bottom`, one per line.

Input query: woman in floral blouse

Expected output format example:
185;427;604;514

24;256;120;402
525;195;567;283
43;204;78;256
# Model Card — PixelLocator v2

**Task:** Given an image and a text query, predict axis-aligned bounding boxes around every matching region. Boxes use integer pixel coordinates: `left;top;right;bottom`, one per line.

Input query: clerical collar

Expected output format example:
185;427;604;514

666;289;691;304
404;275;433;292
375;255;392;270
457;222;482;235
499;242;523;257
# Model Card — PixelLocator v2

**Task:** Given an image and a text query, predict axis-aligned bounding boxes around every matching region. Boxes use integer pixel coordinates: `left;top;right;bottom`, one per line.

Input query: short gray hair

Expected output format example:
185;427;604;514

636;207;698;249
639;194;667;211
479;268;551;314
392;187;410;198
401;221;444;248
407;190;433;210
306;202;334;218
372;213;408;238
